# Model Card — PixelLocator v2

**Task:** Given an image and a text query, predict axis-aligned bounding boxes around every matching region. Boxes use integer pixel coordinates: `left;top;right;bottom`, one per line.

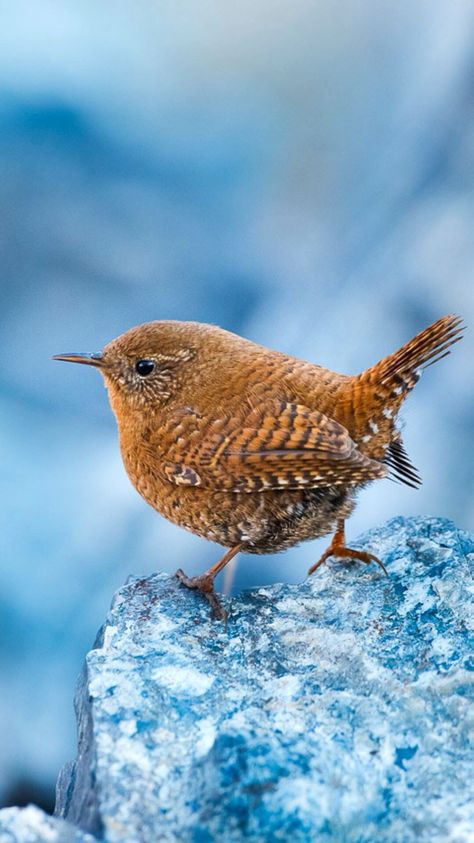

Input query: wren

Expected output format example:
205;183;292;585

54;314;463;618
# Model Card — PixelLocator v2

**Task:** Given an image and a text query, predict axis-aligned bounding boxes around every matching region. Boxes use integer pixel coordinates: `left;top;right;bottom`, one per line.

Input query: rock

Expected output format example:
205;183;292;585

55;516;473;843
0;805;96;842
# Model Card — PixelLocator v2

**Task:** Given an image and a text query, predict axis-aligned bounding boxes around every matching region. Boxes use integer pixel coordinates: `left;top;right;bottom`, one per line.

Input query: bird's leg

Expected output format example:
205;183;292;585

175;544;243;620
307;520;387;577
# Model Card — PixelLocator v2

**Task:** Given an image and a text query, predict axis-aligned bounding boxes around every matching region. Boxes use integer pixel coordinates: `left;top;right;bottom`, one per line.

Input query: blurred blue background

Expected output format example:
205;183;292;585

0;0;473;813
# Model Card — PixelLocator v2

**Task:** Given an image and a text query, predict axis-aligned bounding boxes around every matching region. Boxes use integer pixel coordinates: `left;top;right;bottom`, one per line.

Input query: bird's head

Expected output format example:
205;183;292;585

54;319;259;424
52;321;213;419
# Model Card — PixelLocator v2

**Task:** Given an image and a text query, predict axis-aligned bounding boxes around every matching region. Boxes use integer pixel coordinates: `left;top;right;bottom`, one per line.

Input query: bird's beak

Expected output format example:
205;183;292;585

52;352;104;368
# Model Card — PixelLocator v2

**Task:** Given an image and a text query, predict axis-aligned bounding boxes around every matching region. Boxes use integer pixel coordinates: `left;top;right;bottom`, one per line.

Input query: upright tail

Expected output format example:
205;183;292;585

364;314;464;393
351;314;464;487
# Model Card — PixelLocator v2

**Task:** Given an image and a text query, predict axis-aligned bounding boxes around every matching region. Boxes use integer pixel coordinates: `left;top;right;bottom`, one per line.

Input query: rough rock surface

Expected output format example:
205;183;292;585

55;516;473;843
0;805;96;842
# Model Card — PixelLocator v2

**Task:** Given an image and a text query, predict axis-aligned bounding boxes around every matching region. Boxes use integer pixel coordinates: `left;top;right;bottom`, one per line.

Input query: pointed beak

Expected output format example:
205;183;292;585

52;352;104;368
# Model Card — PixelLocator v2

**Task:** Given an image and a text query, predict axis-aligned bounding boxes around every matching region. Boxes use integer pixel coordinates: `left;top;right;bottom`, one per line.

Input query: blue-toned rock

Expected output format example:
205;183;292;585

0;805;97;842
56;517;473;842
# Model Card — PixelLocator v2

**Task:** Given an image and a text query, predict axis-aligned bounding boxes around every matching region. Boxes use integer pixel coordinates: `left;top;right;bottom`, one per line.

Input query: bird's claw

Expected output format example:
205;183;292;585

175;569;227;620
308;547;388;577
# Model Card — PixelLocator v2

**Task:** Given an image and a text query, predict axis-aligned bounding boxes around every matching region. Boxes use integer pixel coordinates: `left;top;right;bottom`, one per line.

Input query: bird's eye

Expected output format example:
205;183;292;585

135;359;155;377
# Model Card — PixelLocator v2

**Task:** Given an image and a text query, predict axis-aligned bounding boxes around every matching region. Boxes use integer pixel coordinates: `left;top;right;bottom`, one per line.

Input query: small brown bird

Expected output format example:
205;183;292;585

54;314;463;617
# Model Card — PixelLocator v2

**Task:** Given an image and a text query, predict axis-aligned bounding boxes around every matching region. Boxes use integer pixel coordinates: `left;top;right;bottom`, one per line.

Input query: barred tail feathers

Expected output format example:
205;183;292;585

364;314;464;394
354;315;464;488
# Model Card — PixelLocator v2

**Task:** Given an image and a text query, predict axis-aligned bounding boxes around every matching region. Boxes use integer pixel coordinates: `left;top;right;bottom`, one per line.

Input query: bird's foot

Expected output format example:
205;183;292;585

175;569;227;620
307;522;387;577
307;546;387;577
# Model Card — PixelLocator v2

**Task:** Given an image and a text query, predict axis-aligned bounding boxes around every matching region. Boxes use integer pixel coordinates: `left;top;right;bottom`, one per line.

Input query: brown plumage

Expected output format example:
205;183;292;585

53;314;464;618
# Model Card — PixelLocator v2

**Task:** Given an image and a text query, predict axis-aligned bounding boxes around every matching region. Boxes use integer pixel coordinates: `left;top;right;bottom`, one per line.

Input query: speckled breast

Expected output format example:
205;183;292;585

124;441;356;553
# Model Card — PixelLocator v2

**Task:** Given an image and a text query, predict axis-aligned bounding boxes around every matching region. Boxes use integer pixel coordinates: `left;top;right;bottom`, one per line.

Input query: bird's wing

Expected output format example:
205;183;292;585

157;400;387;493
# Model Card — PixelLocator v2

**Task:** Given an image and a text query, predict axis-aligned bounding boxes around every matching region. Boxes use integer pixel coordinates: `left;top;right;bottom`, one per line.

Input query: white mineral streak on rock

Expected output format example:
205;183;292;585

194;717;217;757
101;624;117;650
151;664;215;696
397;579;437;615
0;804;97;841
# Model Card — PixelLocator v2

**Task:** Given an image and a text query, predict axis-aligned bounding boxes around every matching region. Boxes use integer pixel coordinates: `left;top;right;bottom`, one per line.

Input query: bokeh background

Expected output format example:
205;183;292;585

1;0;473;813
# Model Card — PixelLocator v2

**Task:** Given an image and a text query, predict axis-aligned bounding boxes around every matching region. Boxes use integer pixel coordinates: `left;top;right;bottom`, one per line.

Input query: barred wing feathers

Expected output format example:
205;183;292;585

159;400;387;493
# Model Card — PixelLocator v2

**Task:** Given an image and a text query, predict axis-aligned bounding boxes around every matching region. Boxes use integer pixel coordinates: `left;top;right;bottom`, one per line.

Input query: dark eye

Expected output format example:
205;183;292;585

135;359;155;377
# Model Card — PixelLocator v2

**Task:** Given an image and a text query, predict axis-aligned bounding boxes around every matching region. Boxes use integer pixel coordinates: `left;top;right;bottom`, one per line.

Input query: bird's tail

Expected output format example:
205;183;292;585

361;314;464;395
347;314;464;488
